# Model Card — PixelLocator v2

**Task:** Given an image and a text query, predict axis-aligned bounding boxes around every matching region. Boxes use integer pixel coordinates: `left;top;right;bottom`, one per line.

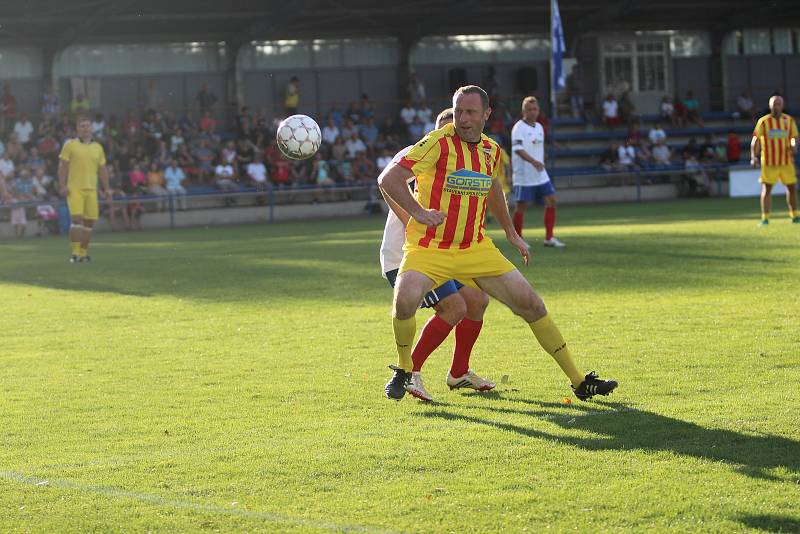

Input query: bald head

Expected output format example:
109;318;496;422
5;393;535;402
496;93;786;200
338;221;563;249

769;95;784;116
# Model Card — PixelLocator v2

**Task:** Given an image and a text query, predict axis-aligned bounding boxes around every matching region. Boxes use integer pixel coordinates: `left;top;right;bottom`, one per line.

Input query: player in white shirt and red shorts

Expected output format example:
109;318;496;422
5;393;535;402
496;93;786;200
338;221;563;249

511;96;565;247
379;108;496;402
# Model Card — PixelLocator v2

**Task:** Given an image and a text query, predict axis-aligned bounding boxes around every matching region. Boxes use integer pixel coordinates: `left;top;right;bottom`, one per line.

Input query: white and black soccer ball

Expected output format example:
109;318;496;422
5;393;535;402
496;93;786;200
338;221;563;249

276;114;321;160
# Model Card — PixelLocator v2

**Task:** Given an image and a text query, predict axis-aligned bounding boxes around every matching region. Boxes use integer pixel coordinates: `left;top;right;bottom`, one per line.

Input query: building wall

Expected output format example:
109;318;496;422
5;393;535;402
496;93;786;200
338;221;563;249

725;56;800;112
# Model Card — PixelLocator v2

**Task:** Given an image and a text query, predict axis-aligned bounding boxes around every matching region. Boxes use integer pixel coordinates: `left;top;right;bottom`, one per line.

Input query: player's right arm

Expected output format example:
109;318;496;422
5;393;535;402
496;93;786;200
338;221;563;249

57;140;72;197
378;164;444;227
512;123;544;171
751;117;764;167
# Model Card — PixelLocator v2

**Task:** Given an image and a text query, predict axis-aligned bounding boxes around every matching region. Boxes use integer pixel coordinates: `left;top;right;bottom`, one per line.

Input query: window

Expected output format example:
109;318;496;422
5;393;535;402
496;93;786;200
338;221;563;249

601;39;668;94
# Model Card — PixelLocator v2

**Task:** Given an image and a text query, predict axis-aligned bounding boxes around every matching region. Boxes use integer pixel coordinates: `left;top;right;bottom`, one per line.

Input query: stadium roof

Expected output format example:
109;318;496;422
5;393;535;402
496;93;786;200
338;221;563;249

1;0;799;48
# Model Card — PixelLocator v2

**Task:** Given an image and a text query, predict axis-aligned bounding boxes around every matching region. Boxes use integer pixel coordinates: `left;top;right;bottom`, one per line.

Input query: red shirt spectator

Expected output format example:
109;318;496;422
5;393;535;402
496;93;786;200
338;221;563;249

272;160;290;185
200;111;216;133
726;131;741;163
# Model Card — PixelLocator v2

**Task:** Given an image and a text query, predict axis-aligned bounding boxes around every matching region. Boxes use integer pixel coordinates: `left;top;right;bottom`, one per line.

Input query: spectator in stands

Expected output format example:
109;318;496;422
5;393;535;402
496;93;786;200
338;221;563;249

170;128;185;154
346;101;361;124
660;95;678;127
627;121;643;146
682;155;709;196
681;138;701;161
143;79;163;112
5;133;24;162
271;158;290;188
598;142;618;171
90;113;105;141
164;159;188;210
199;111;216;134
699;134;717;163
340;118;358;140
236;138;255;171
195;84;217;113
13;114;34;148
0;151;15;179
322;118;340;146
602;94;621;128
221;140;237;169
192;138;215;182
25;147;45;173
345;131;367;160
245;155;268;191
70;93;90;116
408;116;425;141
30;166;51;198
682;90;704;127
648;123;667;146
408;72;426;104
376;148;393;172
400;101;417;128
360;93;375;120
105;167;130;230
146;161;169;210
123;110;141;138
617;138;638;170
1;84;18;134
214;158;238;193
290;159;311;186
726;130;741;163
285;76;300;115
417;101;433;125
9;187;28;238
352;151;376;184
41;88;59;118
737;90;757;121
619;90;637;125
128;163;147;194
328;104;344;128
311;152;334;186
566;64;584;119
651;139;672;167
336;158;354;184
672;96;689;127
359;117;379;148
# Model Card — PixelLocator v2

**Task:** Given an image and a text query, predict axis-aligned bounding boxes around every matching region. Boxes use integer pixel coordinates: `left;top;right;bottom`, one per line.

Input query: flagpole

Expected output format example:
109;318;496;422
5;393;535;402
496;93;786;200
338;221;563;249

550;0;558;119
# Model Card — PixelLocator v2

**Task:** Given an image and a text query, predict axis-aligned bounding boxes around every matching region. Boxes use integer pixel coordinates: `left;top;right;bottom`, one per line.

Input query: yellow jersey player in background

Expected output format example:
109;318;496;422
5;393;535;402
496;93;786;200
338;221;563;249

750;95;799;225
58;116;112;262
379;85;618;401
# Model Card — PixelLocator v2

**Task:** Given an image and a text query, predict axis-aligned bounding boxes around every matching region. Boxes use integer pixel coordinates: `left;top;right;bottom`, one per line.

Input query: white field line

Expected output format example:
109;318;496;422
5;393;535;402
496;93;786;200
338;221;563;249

1;470;402;534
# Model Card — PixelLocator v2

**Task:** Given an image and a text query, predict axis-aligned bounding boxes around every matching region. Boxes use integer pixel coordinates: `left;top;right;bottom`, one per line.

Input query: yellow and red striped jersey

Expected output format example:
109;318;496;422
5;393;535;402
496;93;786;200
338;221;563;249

398;123;503;250
753;113;798;167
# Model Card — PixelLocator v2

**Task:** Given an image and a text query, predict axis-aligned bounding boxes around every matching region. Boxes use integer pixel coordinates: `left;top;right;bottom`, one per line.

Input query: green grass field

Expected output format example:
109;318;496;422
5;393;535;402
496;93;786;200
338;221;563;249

1;197;799;533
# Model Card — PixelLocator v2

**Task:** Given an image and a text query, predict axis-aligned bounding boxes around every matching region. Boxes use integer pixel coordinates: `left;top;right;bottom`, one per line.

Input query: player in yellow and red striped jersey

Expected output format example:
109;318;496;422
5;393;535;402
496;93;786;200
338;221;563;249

379;85;618;401
751;95;799;225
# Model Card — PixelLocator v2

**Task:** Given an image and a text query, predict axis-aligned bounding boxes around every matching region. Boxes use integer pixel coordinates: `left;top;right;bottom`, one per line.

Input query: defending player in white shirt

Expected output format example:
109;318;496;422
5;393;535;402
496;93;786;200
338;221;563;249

378;108;495;403
510;96;565;247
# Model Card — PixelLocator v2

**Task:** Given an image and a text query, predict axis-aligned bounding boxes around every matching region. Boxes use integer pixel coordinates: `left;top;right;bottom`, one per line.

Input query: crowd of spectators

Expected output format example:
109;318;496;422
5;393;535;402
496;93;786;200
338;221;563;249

0;73;770;235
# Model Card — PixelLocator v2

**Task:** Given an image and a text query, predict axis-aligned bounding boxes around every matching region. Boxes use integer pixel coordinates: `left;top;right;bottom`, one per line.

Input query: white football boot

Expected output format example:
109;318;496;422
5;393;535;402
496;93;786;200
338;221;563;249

405;372;433;402
543;237;566;248
446;369;496;391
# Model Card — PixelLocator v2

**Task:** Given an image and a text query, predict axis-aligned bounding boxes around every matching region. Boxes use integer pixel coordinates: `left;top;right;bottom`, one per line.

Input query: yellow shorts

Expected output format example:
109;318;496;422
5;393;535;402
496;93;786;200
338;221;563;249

760;165;797;186
399;237;517;289
67;188;99;220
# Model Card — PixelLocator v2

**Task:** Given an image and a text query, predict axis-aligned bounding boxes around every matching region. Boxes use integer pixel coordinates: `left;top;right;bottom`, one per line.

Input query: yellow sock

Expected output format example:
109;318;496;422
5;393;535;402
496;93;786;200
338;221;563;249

79;247;87;257
529;314;583;387
392;316;416;372
71;242;81;256
762;213;769;221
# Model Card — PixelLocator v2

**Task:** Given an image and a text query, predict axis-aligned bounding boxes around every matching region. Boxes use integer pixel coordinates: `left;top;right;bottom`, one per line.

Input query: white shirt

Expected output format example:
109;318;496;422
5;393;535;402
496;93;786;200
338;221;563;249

648;128;666;145
417;107;433;124
379;146;413;276
511;120;550;186
14;121;34;144
215;164;234;177
400;107;417;125
345;138;367;159
247;162;267;183
376;155;393;171
322;125;340;145
0;157;14;178
603;99;619;118
618;145;635;165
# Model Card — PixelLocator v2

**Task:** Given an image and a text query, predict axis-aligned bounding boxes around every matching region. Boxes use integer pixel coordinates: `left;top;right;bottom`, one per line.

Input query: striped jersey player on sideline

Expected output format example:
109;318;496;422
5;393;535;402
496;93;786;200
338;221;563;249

378;84;618;401
750;94;799;225
380;108;495;403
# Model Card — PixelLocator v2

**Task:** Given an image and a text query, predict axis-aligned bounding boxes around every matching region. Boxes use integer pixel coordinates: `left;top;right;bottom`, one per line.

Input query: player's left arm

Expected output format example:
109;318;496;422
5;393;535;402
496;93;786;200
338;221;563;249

487;178;529;265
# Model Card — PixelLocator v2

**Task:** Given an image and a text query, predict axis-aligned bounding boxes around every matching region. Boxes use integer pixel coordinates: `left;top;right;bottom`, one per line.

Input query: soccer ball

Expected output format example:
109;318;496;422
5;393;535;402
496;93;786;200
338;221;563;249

276;114;321;160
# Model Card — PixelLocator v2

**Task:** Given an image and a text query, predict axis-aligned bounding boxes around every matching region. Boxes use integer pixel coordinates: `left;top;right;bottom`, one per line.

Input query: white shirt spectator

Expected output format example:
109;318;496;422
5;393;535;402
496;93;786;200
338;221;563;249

91;120;105;138
618;145;636;165
652;144;671;165
0;156;15;178
511;119;550;186
215;164;234;177
423;120;436;135
322;125;340;145
247;162;267;183
648;127;666;145
661;101;674;117
376;154;393;172
417;106;433;124
603;99;619;119
170;135;184;154
14;120;34;144
345;137;367;159
400;106;417;125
